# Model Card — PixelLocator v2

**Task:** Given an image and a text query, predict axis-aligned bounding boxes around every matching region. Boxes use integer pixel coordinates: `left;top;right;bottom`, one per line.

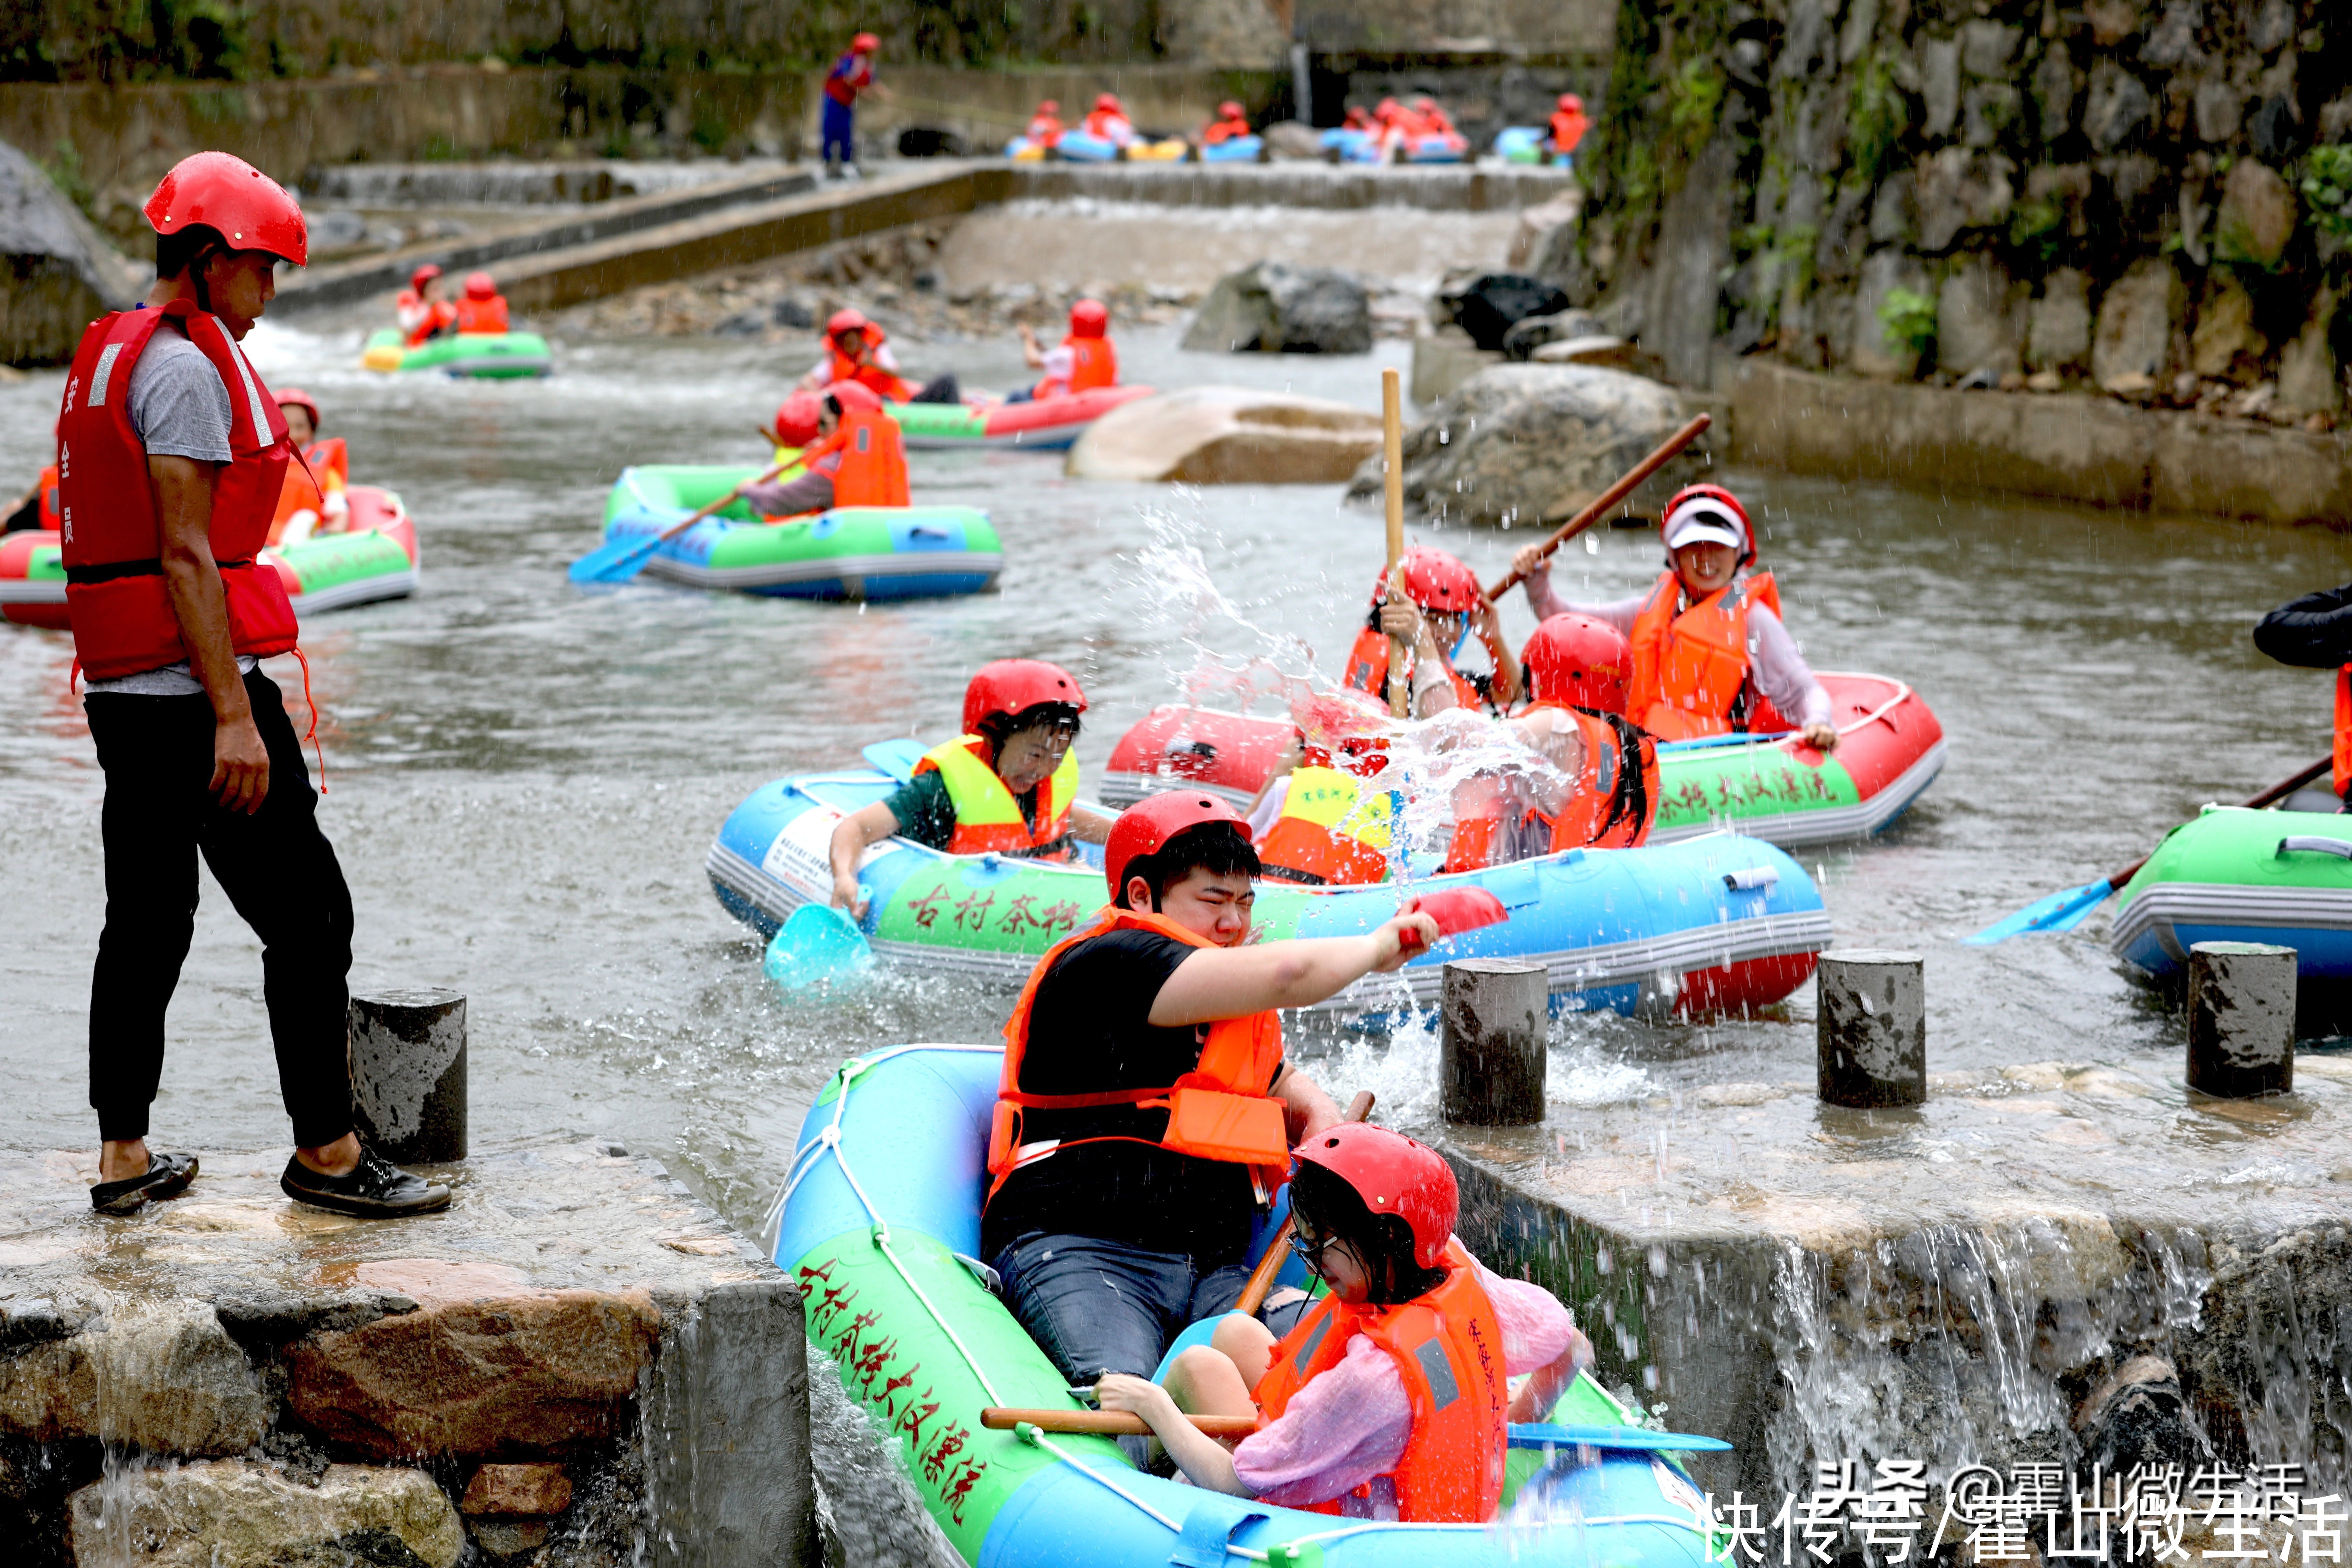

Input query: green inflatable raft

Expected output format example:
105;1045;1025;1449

363;328;552;378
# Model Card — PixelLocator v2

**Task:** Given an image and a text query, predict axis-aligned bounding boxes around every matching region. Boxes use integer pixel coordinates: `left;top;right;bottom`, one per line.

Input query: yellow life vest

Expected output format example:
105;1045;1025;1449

917;735;1081;858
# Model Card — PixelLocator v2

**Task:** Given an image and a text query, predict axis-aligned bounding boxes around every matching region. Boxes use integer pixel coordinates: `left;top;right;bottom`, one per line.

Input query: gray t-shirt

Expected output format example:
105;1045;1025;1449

86;319;254;696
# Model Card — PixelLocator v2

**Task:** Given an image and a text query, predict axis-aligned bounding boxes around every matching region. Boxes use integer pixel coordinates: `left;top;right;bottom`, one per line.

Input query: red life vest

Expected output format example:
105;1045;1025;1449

37;462;60;532
1547;110;1588;153
1203;113;1252;145
1252;1242;1510;1523
1343;624;1487;715
1026;113;1065;147
454;294;510;335
268;438;348;542
1084;110;1134;143
1441;704;1659;874
1036;336;1118;399
1625;569;1793;741
819;406;911;507
987;907;1291;1206
2334;669;2352;799
404;300;457;348
827;327;913;402
58;301;298;681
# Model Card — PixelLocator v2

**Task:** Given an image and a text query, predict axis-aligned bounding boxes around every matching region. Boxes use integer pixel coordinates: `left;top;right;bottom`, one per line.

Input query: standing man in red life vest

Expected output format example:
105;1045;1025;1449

1343;545;1522;720
983;791;1440;1400
1011;298;1118;402
825;660;1114;914
821;31;887;180
1511;484;1838;751
59;151;447;1219
2253;584;2352;806
1546;93;1590;167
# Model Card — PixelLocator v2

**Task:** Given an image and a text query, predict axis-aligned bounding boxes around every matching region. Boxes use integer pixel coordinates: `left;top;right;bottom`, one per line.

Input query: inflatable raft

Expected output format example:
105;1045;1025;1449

1101;673;1945;851
776;1042;1728;1568
1200;135;1264;162
2110;806;2352;991
600;465;1002;601
1494;126;1553;164
707;758;1830;1017
891;385;1156;451
363;329;552;378
1;484;419;629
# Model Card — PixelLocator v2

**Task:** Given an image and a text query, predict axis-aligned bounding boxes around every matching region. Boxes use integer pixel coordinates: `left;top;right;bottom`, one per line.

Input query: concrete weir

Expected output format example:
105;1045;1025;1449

0;1140;814;1567
1438;1054;2352;1498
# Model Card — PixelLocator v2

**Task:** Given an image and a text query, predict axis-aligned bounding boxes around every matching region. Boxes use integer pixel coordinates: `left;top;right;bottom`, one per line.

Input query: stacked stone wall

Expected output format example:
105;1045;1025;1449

1573;0;2351;427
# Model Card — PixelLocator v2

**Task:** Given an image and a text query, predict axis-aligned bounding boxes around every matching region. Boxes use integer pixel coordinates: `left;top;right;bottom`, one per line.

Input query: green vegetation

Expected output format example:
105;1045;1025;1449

2008;200;2063;265
1846;50;1908;191
1667;55;1726;167
2304;146;2352;241
1878;287;1937;357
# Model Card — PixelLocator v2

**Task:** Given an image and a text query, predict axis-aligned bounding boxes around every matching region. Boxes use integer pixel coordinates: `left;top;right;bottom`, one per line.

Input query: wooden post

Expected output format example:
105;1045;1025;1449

1816;950;1925;1108
1381;366;1409;718
2186;941;2295;1098
1441;959;1547;1125
350;988;468;1162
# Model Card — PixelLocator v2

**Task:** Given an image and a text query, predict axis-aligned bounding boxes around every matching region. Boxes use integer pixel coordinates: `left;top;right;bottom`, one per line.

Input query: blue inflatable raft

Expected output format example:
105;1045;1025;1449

706;755;1832;1017
774;1042;1732;1567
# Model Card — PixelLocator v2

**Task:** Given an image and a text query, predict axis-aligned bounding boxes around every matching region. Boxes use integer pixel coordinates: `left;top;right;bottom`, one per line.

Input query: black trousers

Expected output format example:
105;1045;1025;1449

84;669;355;1147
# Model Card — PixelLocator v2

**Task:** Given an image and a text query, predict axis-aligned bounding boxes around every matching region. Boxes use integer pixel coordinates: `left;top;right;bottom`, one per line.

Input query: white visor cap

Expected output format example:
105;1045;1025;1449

1662;498;1745;553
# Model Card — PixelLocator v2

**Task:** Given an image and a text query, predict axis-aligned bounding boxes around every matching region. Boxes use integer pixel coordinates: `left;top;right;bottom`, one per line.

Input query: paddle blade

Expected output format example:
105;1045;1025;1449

1961;878;2116;945
567;532;661;584
1507;1423;1733;1453
764;904;874;991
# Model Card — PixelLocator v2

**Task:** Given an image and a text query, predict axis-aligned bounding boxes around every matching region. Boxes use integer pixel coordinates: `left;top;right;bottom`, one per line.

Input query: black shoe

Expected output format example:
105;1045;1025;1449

91;1152;198;1215
280;1146;451;1218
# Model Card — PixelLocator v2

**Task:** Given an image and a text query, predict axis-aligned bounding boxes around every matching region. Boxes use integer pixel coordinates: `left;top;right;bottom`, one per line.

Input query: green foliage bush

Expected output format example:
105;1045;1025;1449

1878;287;1937;356
2304;146;2352;241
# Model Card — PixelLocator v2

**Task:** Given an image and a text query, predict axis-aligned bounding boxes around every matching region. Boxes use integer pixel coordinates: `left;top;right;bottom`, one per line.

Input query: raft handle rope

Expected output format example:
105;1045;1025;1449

2277;836;2352;860
1820;673;1913;738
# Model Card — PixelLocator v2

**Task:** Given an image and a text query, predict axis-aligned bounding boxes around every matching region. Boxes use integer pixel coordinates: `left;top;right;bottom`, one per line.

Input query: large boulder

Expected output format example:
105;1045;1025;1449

2091;258;2184;393
1066;386;1381;484
67;1460;464;1568
0;136;144;366
1343;364;1698;526
1180;260;1372;354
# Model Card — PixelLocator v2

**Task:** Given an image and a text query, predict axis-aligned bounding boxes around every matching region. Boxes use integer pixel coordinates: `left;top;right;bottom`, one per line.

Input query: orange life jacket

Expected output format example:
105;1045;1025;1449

1253;1242;1510;1523
1548;110;1588;153
404;300;458;348
812;406;911;507
1625;569;1793;741
1037;336;1117;399
2335;668;2352;799
1084;110;1134;142
1258;765;1394;887
1344;624;1487;715
454;294;510;335
987;907;1290;1206
37;463;60;532
1203;113;1252;145
913;734;1079;858
827;328;913;402
1441;704;1659;874
267;438;350;542
1026;113;1065;146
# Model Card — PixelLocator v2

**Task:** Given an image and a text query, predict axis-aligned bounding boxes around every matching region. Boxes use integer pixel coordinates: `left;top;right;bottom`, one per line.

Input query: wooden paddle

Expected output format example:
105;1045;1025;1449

1963;755;2333;944
983;1407;1260;1439
1479;412;1714;604
1232;1090;1374;1318
1380;369;1410;719
568;457;791;585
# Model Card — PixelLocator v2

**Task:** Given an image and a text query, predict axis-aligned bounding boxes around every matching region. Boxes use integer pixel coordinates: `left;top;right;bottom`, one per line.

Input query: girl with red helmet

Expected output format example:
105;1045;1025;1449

825;660;1114;915
1510;484;1837;750
394;264;451;344
1343;545;1522;720
265;387;350;547
1094;1121;1594;1522
1012;298;1119;402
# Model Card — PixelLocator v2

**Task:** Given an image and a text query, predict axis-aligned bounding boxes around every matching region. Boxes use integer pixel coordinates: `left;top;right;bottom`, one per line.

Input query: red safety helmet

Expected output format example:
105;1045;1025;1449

1558;93;1584;113
1522;612;1630;713
826;308;871;341
1293;1122;1457;1270
463;271;497;299
962;659;1087;735
852;32;880;51
1372;545;1483;616
410;262;444;293
773;392;825;447
1660;483;1753;564
1218;100;1245;119
825;380;885;415
1095;93;1123;112
1037;99;1060;115
1069;298;1108;338
1104;790;1250;902
145;151;308;266
271;386;321;429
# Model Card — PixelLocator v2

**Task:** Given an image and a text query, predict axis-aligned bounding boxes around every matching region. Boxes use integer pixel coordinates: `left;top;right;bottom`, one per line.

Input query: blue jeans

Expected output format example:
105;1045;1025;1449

994;1233;1305;1383
821;97;855;165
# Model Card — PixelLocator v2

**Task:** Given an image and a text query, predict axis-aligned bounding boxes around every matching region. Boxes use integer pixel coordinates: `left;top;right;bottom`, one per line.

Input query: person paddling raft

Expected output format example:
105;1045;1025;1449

985;792;1443;1401
739;383;910;519
2253;584;2352;807
1345;545;1522;720
1093;1122;1595;1522
827;660;1114;915
1512;483;1838;751
1012;298;1118;402
266;387;349;548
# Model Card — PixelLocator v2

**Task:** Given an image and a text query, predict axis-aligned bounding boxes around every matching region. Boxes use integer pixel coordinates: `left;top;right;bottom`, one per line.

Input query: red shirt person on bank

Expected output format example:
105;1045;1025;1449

58;152;448;1220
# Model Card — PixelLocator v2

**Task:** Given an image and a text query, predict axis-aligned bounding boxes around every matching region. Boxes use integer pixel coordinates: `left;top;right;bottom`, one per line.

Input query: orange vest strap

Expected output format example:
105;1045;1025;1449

2336;668;2352;798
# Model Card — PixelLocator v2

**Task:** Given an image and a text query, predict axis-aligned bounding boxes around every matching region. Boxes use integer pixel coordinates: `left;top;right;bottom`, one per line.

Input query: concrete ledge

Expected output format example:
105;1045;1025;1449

1730;359;2352;527
1006;162;1578;212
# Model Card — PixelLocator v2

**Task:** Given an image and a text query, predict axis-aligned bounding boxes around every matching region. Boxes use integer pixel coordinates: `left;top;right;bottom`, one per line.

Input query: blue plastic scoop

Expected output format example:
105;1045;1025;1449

1506;1424;1733;1452
764;904;874;990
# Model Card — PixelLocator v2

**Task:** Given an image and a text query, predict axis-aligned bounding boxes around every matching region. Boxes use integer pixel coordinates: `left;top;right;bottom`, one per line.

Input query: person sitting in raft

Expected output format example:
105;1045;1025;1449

1095;1122;1594;1522
1345;545;1522;720
2252;584;2352;807
1022;99;1066;152
796;308;961;405
3;434;61;534
266;387;349;548
1011;299;1118;403
1442;612;1660;872
1200;100;1253;146
1084;93;1138;148
827;659;1115;912
738;383;909;520
1546;93;1589;167
983;791;1442;1397
396;264;457;346
452;272;511;335
1512;483;1837;750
